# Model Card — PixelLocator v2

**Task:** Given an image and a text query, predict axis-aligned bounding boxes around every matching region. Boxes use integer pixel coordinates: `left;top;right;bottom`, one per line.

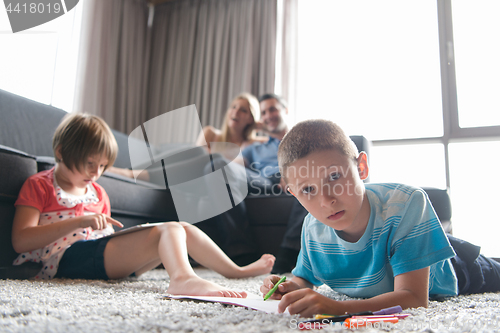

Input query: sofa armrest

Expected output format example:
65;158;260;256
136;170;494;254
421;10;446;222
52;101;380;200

0;145;38;270
422;187;453;234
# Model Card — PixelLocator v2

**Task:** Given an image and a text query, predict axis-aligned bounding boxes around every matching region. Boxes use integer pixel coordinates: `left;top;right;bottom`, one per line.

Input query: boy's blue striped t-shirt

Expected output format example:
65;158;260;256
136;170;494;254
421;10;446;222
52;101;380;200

292;183;458;298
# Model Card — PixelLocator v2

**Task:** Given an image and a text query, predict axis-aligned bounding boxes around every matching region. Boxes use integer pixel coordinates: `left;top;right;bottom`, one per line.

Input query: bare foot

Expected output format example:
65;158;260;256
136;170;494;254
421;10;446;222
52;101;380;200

225;254;276;278
167;275;247;298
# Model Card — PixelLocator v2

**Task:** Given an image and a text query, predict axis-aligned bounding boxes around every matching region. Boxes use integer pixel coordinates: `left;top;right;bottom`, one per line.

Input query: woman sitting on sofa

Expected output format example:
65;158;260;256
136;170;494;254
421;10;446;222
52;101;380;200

195;92;266;150
109;92;266;181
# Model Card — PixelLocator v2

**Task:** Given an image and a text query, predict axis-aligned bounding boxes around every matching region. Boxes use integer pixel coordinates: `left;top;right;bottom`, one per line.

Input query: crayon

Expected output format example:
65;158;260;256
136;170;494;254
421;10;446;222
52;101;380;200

264;276;286;301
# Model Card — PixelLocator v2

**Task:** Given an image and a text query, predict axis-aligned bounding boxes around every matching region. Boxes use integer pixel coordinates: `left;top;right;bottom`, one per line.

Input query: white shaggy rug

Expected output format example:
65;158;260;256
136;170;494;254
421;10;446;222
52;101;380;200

1;268;500;332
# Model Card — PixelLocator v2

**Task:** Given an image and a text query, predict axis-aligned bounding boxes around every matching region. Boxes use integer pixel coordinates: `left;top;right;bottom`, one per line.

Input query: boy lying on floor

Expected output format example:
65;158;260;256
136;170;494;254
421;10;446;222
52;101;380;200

261;119;500;317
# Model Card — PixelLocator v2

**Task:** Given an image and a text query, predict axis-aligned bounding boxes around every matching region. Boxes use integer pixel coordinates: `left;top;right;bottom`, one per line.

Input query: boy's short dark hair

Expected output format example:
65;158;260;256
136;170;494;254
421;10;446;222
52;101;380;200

52;113;118;172
278;120;358;181
258;93;287;109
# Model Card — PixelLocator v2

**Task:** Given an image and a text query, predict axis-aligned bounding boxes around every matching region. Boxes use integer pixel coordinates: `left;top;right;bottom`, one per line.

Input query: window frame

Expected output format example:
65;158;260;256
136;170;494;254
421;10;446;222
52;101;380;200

371;0;500;189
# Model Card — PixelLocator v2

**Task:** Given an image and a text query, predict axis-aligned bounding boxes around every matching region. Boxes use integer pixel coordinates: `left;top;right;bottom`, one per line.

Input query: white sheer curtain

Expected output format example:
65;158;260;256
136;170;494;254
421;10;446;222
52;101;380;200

279;0;298;117
74;0;152;134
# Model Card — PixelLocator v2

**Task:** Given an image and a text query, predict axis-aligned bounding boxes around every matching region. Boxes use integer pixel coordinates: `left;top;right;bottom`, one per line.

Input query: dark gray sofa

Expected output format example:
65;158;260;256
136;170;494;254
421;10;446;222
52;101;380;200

0;89;180;278
0;88;452;279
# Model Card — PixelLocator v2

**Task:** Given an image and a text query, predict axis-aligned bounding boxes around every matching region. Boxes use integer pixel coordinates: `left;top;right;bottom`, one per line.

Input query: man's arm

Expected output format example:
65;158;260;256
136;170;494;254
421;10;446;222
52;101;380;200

278;267;430;317
240;145;253;168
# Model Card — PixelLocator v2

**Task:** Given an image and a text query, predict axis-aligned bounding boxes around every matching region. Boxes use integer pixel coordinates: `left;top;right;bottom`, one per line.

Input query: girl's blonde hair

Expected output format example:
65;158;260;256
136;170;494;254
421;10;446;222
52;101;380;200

220;93;260;143
52;113;118;172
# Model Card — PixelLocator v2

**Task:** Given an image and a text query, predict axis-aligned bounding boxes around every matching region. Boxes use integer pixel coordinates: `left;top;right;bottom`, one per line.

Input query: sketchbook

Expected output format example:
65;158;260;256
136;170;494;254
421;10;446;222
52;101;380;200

106;222;166;238
164;293;288;314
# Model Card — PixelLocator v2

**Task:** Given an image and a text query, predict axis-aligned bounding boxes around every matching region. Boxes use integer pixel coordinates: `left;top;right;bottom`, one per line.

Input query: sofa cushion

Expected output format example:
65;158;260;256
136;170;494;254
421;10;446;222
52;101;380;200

245;193;296;255
0;90;66;157
97;173;179;228
112;129;135;169
0;89;137;170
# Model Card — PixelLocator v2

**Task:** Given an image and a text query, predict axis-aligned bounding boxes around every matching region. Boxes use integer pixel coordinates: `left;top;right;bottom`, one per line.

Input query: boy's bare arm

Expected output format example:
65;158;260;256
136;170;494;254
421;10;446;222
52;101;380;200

277;267;430;317
292;276;314;289
334;266;430;313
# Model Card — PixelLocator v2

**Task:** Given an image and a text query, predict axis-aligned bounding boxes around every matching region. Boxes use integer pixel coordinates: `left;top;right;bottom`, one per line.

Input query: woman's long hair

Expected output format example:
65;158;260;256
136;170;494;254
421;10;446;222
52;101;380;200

219;92;259;144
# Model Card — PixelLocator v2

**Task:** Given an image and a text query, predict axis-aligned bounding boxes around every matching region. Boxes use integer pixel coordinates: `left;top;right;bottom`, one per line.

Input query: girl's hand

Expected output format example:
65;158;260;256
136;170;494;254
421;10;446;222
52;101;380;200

260;275;301;300
79;214;123;230
278;288;341;317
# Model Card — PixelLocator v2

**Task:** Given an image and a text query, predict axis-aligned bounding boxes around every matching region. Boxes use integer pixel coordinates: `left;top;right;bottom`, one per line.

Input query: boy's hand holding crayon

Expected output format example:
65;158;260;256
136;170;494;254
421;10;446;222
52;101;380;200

277;287;344;318
261;274;347;317
261;275;300;300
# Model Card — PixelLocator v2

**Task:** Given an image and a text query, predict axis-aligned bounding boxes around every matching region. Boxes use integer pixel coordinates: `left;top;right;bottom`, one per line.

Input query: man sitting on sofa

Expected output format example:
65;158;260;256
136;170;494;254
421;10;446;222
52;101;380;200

242;94;307;274
242;94;288;194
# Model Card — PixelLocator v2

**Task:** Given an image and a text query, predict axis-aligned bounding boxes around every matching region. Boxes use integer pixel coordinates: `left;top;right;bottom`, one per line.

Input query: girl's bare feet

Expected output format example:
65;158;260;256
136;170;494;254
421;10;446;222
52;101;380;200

225;254;276;278
167;275;247;298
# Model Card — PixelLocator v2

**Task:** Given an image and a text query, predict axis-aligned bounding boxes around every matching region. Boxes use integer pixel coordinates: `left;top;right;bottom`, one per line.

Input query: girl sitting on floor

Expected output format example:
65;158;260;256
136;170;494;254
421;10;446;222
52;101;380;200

12;113;274;297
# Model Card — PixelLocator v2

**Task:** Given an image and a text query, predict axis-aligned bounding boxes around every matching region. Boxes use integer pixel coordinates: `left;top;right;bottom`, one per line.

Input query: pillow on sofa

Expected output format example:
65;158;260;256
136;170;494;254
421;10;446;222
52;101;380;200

0;89;66;157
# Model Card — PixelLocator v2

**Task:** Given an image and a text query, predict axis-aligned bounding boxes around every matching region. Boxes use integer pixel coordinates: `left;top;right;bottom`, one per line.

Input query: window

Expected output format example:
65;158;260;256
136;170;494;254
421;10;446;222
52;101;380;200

370;144;446;189
297;0;500;257
0;30;58;105
449;141;500;257
296;0;443;141
452;1;500;128
0;3;83;112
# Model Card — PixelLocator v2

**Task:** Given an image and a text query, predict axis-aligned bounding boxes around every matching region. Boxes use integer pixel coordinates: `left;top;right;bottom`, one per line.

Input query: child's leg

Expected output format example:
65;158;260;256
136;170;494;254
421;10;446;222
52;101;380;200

448;234;500;294
103;223;243;297
103;222;272;297
178;222;275;278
